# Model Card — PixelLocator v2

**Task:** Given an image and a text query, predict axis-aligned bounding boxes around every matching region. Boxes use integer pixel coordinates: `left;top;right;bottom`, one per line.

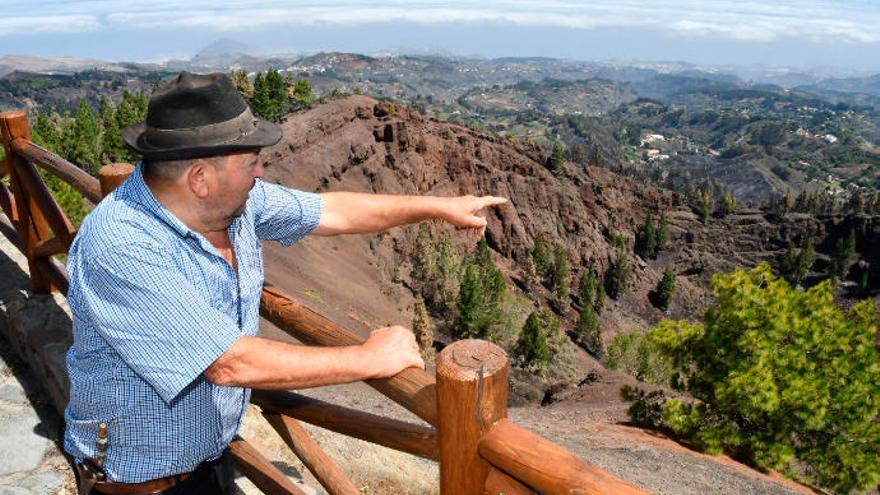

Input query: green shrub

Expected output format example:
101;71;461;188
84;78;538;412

653;270;676;311
606;331;671;384
642;264;880;493
514;309;563;371
606;243;631;299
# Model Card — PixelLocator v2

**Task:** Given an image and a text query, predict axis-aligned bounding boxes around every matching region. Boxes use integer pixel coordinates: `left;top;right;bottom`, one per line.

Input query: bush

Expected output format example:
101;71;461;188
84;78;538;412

606;243;631;299
606;331;671;384
652;270;676;310
642;264;880;493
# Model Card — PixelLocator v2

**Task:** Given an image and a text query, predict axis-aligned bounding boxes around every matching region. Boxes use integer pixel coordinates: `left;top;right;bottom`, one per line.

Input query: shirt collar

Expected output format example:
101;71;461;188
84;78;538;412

126;162;199;239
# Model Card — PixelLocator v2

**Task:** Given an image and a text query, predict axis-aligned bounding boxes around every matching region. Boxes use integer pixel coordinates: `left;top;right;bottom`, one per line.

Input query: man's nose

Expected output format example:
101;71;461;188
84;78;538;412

254;162;265;179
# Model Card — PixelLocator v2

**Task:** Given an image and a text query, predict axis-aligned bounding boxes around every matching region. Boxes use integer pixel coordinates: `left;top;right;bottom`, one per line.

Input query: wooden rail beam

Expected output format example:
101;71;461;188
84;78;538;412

264;413;361;495
7;141;75;245
260;284;438;426
228;436;309;495
478;419;648;495
31;235;70;259
0;213;25;253
1;111;54;293
484;467;535;495
11;138;102;204
0;182;19;231
436;339;509;495
253;390;438;461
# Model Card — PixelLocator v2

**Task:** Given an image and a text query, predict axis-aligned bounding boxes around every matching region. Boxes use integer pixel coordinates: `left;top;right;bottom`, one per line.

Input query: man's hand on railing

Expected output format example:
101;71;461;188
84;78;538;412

361;325;425;378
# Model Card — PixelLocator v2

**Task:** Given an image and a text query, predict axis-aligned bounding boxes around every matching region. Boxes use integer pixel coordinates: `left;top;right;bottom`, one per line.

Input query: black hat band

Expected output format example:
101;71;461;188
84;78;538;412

143;106;260;149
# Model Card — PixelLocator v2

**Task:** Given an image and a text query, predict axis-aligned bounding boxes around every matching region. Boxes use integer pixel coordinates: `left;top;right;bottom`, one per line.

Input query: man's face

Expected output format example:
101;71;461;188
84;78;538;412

208;150;264;223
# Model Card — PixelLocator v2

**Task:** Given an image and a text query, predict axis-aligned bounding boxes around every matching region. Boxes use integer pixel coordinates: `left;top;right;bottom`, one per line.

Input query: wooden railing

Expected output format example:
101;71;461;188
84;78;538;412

0;110;647;495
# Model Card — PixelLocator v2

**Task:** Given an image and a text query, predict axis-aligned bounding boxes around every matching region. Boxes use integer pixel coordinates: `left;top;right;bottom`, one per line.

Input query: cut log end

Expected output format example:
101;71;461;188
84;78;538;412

98;163;135;197
436;339;507;382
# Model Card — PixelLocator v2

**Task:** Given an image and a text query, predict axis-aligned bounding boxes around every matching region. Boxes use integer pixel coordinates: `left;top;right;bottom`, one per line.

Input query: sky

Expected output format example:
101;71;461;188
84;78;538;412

1;1;879;72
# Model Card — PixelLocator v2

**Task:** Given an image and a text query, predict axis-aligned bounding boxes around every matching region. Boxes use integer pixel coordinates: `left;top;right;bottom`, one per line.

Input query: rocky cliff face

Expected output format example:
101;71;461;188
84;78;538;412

259;95;880;350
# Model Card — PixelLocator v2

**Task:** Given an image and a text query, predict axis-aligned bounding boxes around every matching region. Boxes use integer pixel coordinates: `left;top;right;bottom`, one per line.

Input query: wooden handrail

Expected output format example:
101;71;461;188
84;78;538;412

0;182;18;227
253;390;438;460
264;413;361;495
479;419;647;495
228;437;309;495
31;234;71;259
0;213;25;253
260;284;438;426
10;137;102;204
2;111;58;293
484;467;534;495
7;141;75;245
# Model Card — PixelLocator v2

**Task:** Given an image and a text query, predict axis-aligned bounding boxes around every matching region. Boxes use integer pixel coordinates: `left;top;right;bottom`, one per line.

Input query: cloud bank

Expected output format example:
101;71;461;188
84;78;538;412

4;0;880;44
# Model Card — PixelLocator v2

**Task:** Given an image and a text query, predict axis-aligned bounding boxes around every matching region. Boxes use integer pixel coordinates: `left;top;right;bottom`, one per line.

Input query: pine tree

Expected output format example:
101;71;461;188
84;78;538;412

250;72;271;120
645;264;880;493
531;233;551;277
456;263;491;339
230;69;254;99
575;302;601;355
67;100;101;174
654;270;676;311
595;272;606;313
474;238;505;304
434;233;461;312
98;96;125;164
780;241;798;281
696;189;715;223
607;244;631;299
578;269;596;309
292;78;315;105
656;215;669;251
636;215;658;259
31;109;61;152
549;245;569;302
30;110;86;226
550;141;565;177
719;191;737;216
795;238;815;286
828;229;857;281
264;68;289;122
116;91;146;163
522;252;539;286
515;311;551;370
412;296;435;360
411;223;438;301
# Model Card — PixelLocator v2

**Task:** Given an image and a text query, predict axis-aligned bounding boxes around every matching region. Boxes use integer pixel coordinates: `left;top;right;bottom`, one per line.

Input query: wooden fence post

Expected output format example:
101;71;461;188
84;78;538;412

0;111;52;293
436;339;508;495
98;163;134;198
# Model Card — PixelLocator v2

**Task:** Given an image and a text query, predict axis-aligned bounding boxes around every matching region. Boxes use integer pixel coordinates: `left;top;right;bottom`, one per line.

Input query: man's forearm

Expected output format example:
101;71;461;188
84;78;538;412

204;336;382;389
314;192;447;235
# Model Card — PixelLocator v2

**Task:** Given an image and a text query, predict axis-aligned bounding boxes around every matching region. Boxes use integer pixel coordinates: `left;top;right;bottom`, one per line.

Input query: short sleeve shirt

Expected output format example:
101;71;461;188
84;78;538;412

63;163;322;482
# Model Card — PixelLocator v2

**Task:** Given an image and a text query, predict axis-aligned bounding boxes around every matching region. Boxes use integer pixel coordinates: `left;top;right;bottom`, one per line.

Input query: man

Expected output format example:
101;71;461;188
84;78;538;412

64;72;506;494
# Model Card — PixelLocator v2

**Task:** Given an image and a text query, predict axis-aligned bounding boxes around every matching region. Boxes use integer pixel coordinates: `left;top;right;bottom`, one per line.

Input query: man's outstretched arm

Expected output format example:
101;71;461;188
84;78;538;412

312;192;507;236
203;325;424;389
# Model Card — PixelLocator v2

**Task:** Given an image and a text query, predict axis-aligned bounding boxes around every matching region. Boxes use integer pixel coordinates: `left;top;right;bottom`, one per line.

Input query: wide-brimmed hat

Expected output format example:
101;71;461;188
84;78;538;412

122;71;282;160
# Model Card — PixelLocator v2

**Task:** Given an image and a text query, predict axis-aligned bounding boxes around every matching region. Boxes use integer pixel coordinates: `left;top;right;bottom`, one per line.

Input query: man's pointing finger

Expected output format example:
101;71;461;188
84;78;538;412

479;196;508;208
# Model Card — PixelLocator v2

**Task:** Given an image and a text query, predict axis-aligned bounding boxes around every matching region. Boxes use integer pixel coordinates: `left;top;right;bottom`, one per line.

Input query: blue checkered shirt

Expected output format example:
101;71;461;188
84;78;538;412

63;163;322;482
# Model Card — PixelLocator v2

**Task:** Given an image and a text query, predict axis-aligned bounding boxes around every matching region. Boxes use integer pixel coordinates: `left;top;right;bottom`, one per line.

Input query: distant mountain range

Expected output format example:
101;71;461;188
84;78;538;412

2;40;879;99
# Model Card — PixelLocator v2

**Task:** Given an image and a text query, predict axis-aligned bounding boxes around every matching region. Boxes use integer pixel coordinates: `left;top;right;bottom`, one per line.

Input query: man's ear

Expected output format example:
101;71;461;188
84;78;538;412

186;161;212;199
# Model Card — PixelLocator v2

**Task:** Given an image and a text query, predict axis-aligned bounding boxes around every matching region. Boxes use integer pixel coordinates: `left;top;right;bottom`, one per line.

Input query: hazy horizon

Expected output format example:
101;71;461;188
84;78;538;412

1;1;879;74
